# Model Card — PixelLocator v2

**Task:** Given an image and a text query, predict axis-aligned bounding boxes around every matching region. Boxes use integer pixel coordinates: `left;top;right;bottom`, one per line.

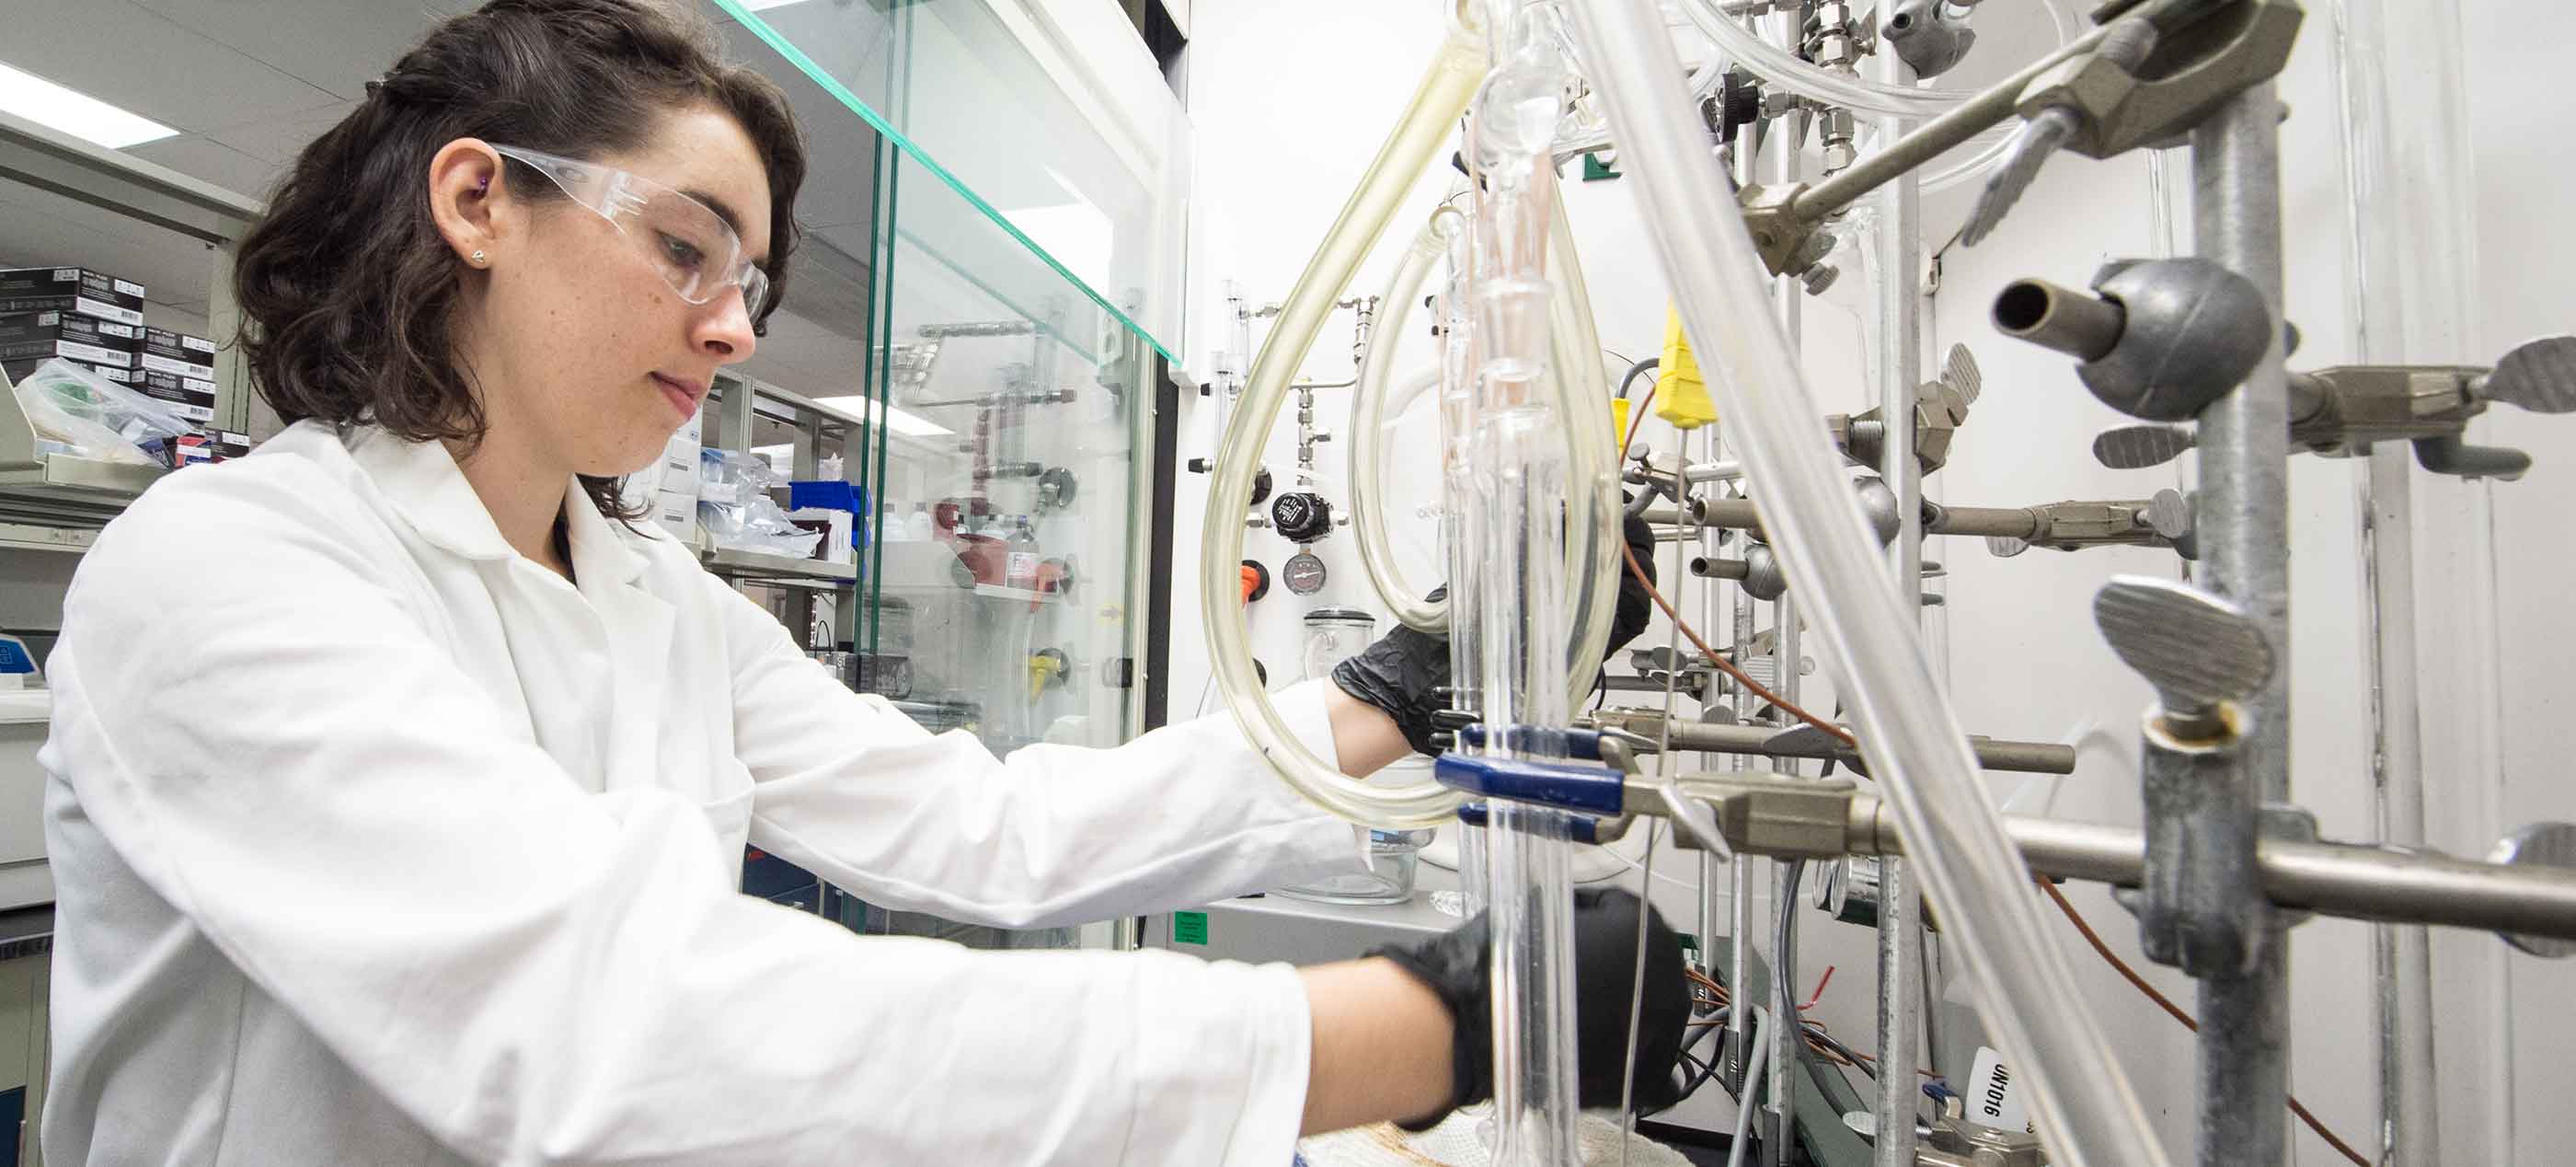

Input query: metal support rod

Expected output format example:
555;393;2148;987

1921;505;2041;539
1763;62;1806;1166
1787;0;2200;225
1599;712;2076;775
2188;81;2294;1167
1870;51;1929;1152
1843;803;2576;942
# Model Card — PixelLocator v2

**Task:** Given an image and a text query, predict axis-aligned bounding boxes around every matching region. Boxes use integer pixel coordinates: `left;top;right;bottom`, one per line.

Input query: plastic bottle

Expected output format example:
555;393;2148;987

1006;516;1041;591
904;503;933;542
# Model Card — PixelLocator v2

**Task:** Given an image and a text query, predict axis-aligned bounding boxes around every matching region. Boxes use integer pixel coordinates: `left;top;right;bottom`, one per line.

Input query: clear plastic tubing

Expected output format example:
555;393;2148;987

1351;208;1462;634
1350;197;1621;677
1673;0;2080;192
1199;19;1486;829
1556;4;2174;1166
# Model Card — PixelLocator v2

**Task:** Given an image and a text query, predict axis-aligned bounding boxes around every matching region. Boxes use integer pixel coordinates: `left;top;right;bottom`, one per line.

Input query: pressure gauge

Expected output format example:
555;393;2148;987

1282;550;1328;595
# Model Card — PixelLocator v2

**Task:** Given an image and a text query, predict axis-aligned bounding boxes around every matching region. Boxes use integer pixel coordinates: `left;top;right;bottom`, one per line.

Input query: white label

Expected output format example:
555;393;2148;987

98;320;138;340
1964;1047;2033;1135
1006;551;1039;581
182;334;215;354
97;365;138;383
167;401;214;423
49;268;75;281
183;376;215;395
141;352;213;376
73;295;144;327
53;340;130;367
113;278;145;297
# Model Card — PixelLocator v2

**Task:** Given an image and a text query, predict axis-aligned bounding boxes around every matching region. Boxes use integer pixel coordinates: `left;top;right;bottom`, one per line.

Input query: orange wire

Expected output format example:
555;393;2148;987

1616;377;1856;748
2036;878;2371;1167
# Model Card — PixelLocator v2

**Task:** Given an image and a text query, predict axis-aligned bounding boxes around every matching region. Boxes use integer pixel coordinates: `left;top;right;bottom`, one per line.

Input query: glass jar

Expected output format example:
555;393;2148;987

1301;607;1378;681
1274;827;1434;906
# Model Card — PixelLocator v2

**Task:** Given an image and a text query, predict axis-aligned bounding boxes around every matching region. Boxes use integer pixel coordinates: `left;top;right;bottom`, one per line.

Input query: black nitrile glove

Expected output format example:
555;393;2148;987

1371;886;1690;1127
1331;504;1659;756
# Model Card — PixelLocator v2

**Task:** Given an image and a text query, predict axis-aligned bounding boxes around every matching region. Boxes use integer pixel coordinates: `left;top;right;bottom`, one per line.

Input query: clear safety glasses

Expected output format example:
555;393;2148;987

490;144;771;317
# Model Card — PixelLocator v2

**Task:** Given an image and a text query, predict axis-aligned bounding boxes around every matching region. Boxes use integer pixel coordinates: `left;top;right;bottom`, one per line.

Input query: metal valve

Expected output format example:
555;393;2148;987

1271;491;1334;544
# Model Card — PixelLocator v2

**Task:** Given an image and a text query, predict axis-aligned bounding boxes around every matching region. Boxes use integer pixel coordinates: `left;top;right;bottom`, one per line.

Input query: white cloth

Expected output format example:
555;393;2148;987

40;421;1367;1166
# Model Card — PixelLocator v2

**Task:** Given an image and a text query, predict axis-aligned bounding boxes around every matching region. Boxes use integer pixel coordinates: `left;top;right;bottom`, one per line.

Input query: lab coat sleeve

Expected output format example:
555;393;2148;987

716;576;1370;929
43;468;1324;1166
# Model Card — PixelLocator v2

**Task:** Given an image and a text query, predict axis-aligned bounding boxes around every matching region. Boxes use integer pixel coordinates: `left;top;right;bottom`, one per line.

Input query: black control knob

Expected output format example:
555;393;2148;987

1249;467;1274;506
1271;491;1333;544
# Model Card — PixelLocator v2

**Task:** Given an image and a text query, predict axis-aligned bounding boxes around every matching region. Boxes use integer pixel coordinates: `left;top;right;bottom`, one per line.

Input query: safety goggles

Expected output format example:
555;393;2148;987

491;144;772;318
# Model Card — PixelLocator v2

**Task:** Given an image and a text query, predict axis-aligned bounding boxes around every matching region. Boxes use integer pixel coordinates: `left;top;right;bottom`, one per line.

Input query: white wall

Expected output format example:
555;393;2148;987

1176;0;2576;1160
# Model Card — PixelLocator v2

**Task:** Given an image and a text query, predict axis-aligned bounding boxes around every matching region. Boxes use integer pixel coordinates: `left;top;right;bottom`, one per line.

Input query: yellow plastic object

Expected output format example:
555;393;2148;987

1654;306;1718;430
1027;651;1064;699
1611;397;1633;453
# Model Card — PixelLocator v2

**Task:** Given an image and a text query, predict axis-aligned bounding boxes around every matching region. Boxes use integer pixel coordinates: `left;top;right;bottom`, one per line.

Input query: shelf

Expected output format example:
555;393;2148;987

0;521;100;553
971;582;1064;604
0;454;167;527
698;541;858;587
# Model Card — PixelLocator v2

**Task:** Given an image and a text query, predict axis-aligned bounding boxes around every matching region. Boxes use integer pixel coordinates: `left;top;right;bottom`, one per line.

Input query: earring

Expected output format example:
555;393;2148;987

470;249;488;266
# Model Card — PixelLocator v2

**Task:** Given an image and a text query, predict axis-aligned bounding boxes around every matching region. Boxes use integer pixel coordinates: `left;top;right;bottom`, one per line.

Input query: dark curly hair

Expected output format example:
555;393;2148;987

232;0;806;518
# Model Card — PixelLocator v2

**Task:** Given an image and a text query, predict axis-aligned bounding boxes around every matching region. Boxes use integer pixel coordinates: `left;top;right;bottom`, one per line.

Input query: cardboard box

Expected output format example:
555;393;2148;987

1;355;136;387
650;486;697;541
0;311;141;370
0;267;146;328
139;328;216;378
134;369;217;426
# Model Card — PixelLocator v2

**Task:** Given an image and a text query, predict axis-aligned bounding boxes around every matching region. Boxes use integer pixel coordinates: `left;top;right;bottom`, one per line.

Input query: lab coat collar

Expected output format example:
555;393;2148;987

559;479;654;590
345;425;651;587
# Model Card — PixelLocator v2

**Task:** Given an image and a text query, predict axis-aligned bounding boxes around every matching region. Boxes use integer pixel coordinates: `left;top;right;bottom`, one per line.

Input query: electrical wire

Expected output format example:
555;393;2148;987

2035;878;2371;1167
1617;355;1661;401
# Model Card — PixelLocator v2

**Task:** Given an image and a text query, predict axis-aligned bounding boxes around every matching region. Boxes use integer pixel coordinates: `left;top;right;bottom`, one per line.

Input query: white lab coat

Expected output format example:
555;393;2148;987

38;421;1370;1166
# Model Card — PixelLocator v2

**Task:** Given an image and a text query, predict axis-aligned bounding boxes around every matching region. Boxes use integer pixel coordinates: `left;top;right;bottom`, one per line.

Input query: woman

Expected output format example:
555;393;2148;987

37;2;1683;1162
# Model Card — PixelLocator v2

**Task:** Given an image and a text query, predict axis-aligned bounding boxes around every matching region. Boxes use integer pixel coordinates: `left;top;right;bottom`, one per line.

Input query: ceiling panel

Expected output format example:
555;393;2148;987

206;100;358;165
129;0;459;101
0;0;342;136
121;135;279;200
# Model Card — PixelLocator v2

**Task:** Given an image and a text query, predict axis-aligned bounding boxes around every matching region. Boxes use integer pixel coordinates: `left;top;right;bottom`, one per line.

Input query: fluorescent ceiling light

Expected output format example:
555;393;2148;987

0;62;177;149
815;395;955;438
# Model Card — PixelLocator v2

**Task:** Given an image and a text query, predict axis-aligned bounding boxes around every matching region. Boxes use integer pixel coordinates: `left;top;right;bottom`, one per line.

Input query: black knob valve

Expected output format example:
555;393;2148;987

1271;491;1333;544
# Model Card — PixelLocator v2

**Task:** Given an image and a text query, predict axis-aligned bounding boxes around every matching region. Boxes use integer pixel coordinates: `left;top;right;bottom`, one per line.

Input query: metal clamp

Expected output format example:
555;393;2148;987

2095;576;2278;977
1434;728;1626;815
1828;343;1983;476
1941;490;2192;559
2090;335;2576;478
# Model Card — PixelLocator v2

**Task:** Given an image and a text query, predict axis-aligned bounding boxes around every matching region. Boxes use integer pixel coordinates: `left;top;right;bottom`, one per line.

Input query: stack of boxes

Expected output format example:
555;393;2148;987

0;266;247;466
0;267;147;386
623;404;703;542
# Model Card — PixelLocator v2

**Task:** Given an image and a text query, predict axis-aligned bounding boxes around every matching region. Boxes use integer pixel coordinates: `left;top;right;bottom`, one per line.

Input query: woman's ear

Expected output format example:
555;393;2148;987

427;139;510;270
